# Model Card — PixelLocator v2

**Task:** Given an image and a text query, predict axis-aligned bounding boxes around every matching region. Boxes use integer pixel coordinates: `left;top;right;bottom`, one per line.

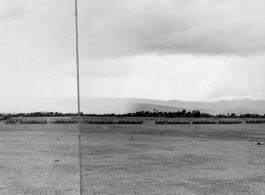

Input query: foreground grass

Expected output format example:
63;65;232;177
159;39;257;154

1;122;265;194
81;124;265;195
0;123;80;195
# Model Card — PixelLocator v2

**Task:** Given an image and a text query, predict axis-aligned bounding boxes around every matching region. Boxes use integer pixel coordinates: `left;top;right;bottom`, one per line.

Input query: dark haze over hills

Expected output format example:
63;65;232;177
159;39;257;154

1;97;265;115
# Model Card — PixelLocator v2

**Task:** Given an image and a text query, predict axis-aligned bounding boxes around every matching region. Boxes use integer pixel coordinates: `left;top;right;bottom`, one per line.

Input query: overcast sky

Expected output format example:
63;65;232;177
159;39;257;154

1;0;265;104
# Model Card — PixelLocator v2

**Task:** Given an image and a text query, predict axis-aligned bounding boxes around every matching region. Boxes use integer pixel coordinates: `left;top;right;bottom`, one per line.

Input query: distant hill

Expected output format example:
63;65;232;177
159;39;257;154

220;108;265;115
127;103;188;113
1;97;265;115
122;98;265;115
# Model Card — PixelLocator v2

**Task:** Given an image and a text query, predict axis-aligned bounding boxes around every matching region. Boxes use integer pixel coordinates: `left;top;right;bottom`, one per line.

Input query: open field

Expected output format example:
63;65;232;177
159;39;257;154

1;122;265;194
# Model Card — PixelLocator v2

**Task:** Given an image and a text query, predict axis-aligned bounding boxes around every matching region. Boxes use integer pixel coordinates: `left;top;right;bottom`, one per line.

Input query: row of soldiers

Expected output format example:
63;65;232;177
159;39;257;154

5;119;47;124
5;119;19;124
246;120;265;124
83;119;144;124
5;118;265;125
50;119;79;124
5;118;80;125
217;120;242;124
5;119;144;125
193;120;217;124
156;120;244;124
193;120;243;124
4;118;144;125
156;120;190;124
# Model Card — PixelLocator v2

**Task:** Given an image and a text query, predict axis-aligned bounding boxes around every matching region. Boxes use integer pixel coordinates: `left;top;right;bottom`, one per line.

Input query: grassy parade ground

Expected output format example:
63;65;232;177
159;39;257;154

1;121;265;194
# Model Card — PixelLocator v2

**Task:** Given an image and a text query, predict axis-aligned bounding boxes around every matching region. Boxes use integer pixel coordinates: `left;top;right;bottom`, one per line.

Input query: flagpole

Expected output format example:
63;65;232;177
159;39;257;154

75;0;83;194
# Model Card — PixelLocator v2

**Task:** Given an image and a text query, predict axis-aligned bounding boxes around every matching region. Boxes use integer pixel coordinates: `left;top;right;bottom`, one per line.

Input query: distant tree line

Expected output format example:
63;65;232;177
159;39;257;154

1;110;265;119
86;110;265;118
217;113;265;118
84;110;211;118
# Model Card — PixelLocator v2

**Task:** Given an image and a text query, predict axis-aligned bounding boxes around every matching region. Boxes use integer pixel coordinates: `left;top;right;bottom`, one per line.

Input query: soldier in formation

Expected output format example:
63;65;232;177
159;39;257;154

218;120;242;124
155;120;190;124
192;120;217;124
155;120;247;125
246;119;265;124
51;119;79;124
83;119;144;124
5;119;47;124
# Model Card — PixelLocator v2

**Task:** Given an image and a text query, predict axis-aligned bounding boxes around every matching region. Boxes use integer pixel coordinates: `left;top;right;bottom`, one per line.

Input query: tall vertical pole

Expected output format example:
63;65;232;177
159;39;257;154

75;0;83;194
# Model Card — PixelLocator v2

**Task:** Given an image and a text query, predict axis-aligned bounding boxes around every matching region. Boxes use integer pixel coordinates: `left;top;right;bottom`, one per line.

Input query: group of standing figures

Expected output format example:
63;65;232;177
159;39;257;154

5;119;47;124
4;118;265;125
156;119;265;124
4;118;148;125
83;119;146;124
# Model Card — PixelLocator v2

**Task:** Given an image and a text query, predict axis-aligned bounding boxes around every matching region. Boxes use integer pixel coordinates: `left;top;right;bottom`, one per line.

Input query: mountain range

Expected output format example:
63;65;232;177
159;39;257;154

1;97;265;115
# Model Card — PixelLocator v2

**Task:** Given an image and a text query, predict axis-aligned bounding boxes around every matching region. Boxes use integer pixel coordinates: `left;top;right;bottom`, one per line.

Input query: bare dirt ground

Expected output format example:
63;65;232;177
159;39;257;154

1;122;265;194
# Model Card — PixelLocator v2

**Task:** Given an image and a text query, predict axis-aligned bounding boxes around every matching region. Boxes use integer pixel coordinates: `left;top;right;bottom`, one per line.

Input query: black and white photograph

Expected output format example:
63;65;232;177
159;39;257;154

1;0;265;194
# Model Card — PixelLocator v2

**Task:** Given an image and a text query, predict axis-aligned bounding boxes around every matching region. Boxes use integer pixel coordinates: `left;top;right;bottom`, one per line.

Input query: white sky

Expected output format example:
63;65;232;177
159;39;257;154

1;0;265;103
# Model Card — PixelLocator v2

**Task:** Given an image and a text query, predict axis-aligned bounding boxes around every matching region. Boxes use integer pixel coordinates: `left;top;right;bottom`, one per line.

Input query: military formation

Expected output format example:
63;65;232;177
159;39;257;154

5;119;47;125
246;119;265;124
192;120;217;124
4;118;265;125
156;120;245;124
217;120;242;124
5;119;18;124
4;118;77;125
50;119;79;124
156;120;190;124
4;118;145;125
83;119;144;124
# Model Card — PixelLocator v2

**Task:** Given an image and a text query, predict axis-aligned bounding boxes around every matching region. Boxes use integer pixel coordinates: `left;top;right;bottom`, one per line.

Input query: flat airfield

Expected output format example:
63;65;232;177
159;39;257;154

1;121;265;195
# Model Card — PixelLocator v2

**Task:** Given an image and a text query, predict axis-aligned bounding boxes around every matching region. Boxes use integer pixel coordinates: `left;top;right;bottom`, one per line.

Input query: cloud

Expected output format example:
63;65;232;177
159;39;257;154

0;0;26;21
3;0;264;59
72;0;265;58
189;55;265;100
77;54;265;101
1;0;265;104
